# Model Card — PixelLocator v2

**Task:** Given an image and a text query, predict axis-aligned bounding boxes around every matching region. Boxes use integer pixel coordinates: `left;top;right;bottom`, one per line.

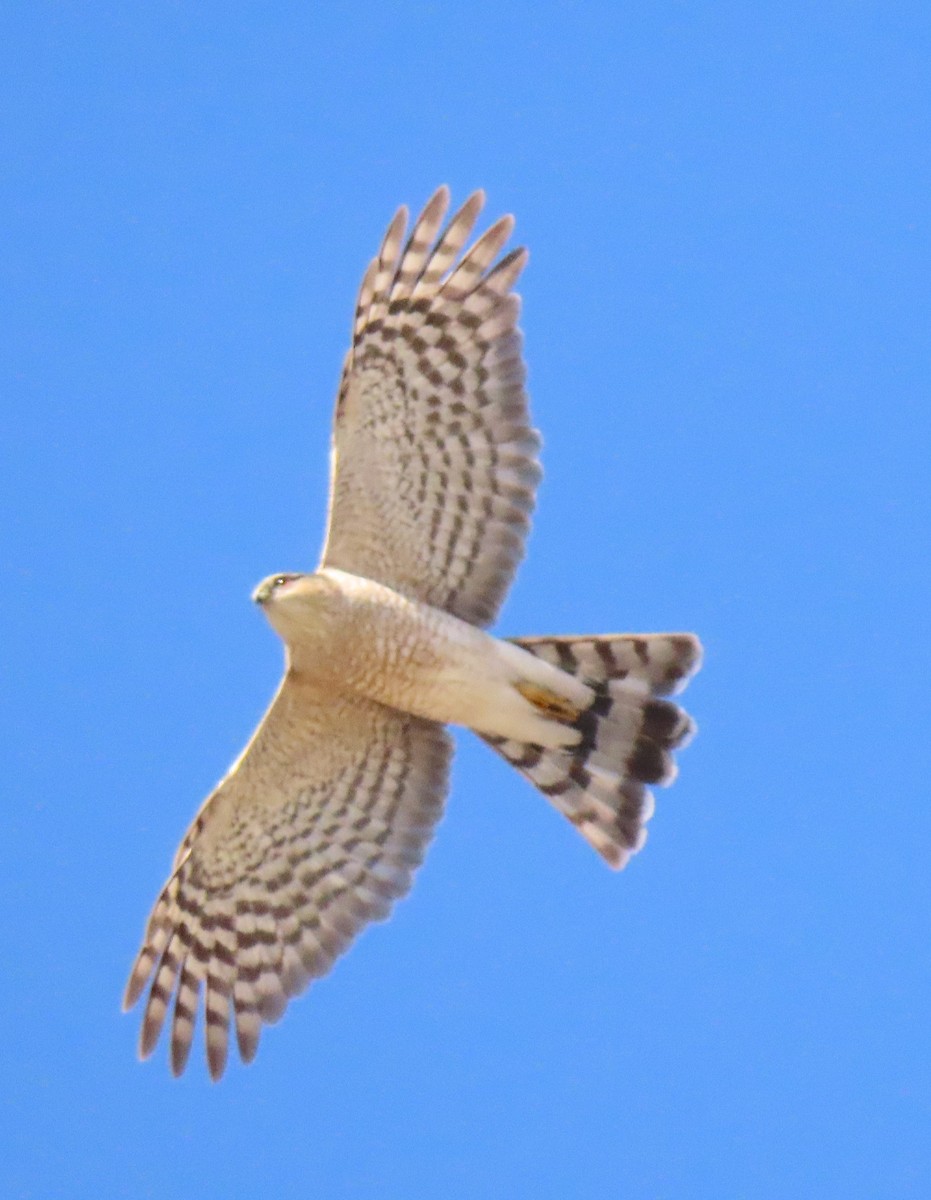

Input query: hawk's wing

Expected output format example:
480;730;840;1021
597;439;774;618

123;672;452;1079
320;187;541;628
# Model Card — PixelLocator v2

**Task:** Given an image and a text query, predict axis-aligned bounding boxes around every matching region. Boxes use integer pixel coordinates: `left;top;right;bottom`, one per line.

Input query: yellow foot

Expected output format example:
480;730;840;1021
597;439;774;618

515;681;580;723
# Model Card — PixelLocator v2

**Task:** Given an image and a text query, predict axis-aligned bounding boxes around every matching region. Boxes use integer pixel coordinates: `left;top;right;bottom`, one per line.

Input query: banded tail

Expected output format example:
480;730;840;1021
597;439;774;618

481;634;701;868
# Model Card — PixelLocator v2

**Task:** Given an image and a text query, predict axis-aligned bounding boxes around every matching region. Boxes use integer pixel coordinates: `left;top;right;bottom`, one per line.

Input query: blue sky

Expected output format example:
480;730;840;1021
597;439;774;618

3;3;930;1197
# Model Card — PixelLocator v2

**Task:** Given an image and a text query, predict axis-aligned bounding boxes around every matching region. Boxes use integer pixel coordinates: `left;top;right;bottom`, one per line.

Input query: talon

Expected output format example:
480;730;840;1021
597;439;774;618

515;681;580;722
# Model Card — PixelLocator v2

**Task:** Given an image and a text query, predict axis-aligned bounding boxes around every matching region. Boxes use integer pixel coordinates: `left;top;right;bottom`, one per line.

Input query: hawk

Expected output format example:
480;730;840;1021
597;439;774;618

124;187;702;1079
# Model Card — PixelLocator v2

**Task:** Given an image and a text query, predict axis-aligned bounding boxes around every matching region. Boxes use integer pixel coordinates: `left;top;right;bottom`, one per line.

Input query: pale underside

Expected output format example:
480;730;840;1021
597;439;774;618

126;187;542;1077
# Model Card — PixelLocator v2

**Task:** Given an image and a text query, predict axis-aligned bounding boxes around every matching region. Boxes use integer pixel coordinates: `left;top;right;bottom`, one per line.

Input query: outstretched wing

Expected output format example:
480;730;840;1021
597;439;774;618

320;187;541;628
123;674;452;1079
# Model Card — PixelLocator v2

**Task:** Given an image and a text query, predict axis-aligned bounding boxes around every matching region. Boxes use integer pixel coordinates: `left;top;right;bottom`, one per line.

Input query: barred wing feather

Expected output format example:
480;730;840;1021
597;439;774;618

123;674;452;1079
321;187;540;628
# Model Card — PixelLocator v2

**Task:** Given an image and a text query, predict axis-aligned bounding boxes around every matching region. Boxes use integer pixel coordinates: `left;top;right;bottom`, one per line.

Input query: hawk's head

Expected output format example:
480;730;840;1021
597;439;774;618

252;571;343;648
252;573;305;608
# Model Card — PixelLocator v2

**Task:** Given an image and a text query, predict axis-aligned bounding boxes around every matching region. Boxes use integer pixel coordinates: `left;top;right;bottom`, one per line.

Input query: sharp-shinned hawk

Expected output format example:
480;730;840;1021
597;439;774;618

124;187;702;1079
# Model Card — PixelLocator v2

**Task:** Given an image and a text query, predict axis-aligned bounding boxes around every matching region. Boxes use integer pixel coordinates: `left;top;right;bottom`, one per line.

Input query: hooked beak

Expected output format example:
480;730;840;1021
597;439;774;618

252;581;274;606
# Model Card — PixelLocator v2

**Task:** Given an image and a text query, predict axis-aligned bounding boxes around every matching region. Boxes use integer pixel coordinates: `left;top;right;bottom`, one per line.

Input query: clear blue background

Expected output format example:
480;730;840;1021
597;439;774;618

3;4;929;1197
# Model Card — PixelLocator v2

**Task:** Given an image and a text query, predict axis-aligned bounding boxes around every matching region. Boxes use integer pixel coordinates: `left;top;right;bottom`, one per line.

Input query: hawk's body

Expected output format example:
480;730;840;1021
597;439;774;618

267;568;589;745
125;188;702;1079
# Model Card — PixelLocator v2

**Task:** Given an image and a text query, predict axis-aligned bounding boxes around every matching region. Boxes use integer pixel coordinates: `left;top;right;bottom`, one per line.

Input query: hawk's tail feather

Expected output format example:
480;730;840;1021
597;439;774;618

480;634;701;868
